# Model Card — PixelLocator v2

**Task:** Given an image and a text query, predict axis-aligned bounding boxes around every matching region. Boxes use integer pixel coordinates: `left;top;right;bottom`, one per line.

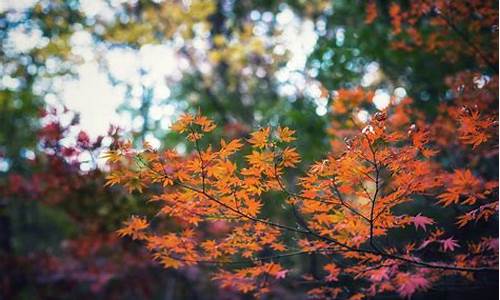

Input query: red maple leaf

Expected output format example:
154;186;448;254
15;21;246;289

441;237;460;252
411;213;435;231
397;273;430;298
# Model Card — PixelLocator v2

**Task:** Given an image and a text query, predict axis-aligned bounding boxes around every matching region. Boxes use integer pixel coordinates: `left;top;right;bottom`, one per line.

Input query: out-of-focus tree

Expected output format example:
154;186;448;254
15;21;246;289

1;107;148;298
85;0;333;162
308;0;497;106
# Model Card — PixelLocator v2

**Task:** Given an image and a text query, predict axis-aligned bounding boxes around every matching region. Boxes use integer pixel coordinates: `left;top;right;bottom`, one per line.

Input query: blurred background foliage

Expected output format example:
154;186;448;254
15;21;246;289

0;0;497;299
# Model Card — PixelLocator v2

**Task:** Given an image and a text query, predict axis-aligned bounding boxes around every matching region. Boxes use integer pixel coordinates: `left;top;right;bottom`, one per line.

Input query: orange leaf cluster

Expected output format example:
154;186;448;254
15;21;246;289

107;96;497;298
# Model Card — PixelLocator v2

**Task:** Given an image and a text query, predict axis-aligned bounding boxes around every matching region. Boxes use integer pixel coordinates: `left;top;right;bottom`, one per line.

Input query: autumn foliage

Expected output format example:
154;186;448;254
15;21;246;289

0;108;161;298
107;87;498;298
105;4;499;298
1;0;497;299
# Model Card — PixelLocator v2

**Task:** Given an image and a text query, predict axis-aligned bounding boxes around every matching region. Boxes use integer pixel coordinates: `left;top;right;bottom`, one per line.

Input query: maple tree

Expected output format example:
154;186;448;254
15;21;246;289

104;1;498;299
107;101;498;298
